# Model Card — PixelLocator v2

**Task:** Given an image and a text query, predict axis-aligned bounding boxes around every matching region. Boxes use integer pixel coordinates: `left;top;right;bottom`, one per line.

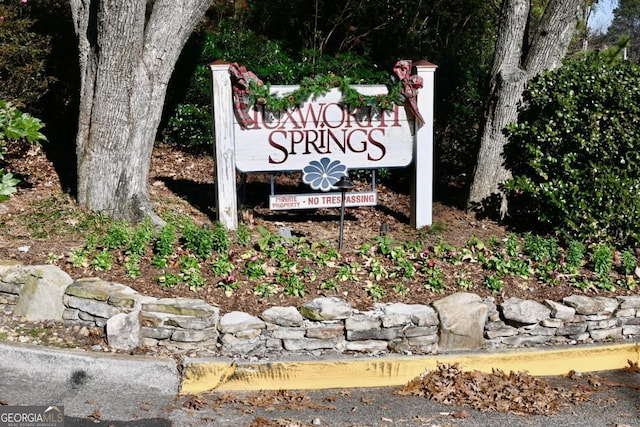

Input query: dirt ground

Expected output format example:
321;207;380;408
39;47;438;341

0;142;629;320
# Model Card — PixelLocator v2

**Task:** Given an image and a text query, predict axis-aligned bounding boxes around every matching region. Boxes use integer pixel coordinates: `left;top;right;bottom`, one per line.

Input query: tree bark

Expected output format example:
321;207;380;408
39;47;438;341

69;0;211;223
467;0;585;216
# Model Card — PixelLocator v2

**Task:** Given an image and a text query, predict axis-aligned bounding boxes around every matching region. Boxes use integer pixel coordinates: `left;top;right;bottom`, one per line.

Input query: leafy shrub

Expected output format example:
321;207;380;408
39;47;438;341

505;54;640;248
0;100;46;201
0;1;54;108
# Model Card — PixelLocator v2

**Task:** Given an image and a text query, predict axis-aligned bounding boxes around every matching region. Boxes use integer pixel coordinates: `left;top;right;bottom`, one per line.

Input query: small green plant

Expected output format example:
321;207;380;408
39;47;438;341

390;258;416;279
320;279;339;291
618;276;637;290
0;101;47;201
456;277;475;291
28;326;51;338
91;250;113;271
211;222;230;254
336;261;361;282
483;274;504;293
564;240;585;274
507;256;532;278
357;242;375;257
256;225;280;251
592;243;614;278
278;272;307;297
101;221;131;250
126;218;154;257
503;233;520;257
182;222;215;259
153;224;176;268
242;254;268;279
482;253;509;276
393;283;409;297
236;222;251;246
217;274;239;296
124;254;142;278
365;281;386;301
68;248;90;268
424;266;446;293
621;248;637;276
156;273;181;288
375;235;395;256
432;239;455;258
212;253;235;277
368;258;388;281
253;282;279;298
180;255;206;289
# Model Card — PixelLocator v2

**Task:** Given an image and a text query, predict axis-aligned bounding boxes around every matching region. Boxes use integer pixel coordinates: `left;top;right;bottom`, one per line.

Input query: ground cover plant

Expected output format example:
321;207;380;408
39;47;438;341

1;143;638;317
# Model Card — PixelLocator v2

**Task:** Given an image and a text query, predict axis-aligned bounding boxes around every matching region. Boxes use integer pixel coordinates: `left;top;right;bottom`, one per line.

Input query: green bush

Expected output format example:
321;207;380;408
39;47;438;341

505;54;640;248
0;100;46;201
0;1;54;108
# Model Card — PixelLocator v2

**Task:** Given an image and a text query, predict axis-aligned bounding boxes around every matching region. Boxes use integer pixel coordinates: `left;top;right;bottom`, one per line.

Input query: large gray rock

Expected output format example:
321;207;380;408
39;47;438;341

13;265;73;321
106;308;141;350
500;297;551;325
432;293;487;350
261;306;304;327
218;311;265;334
544;300;576;320
379;303;438;327
562;295;606;315
300;297;353;321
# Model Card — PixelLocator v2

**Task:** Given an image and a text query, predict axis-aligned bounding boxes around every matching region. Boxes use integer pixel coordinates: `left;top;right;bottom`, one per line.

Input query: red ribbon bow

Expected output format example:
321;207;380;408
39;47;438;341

393;60;424;127
229;63;262;129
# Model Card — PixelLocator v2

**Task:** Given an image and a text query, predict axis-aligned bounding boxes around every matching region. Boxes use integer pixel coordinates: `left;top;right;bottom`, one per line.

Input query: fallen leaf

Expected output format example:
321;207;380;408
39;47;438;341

183;395;207;410
451;410;470;418
88;408;101;421
624;360;640;373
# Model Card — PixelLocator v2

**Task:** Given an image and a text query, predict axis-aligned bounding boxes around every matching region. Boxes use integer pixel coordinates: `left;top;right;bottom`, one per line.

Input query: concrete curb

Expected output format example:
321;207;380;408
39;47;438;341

180;342;640;393
0;342;179;419
1;340;638;399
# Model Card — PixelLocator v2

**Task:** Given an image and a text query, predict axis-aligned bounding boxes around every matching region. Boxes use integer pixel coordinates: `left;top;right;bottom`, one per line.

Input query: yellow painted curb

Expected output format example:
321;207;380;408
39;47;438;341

180;343;640;394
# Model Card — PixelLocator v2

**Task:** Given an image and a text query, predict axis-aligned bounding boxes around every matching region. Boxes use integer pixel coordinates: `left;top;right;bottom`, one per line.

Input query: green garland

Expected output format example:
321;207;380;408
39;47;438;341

248;73;404;112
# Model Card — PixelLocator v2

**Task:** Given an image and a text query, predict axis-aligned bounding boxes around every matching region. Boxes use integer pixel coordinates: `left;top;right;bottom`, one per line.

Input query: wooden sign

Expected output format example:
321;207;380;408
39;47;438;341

234;87;414;172
210;60;436;230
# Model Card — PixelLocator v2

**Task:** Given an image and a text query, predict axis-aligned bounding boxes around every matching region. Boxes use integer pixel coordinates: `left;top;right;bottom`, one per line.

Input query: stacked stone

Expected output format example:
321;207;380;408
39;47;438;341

140;298;220;350
63;278;142;327
217;297;440;355
485;294;640;347
62;278;220;350
0;262;25;313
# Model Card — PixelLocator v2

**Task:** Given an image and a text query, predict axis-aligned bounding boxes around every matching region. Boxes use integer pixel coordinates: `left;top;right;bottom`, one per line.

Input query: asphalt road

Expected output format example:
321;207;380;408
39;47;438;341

2;341;639;426
58;369;640;426
167;371;640;427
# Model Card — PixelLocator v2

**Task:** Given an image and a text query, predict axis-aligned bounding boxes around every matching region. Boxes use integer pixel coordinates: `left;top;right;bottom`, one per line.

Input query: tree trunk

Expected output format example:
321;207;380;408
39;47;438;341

69;0;211;223
467;0;585;216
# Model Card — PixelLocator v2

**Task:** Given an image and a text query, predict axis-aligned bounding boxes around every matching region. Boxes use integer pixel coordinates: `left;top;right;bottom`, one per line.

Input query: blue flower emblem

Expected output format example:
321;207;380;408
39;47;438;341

302;158;347;192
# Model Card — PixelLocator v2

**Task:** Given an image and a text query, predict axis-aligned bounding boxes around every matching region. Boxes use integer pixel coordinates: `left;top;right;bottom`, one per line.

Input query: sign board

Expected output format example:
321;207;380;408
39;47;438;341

235;87;414;172
210;60;436;230
269;191;377;210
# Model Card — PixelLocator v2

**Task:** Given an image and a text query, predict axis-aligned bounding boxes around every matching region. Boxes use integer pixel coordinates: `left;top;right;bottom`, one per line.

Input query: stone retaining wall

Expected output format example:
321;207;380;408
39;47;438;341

2;261;640;354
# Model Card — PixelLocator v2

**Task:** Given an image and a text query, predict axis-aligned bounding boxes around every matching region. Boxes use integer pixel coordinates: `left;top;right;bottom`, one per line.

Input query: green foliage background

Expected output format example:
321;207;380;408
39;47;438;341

505;54;640;248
